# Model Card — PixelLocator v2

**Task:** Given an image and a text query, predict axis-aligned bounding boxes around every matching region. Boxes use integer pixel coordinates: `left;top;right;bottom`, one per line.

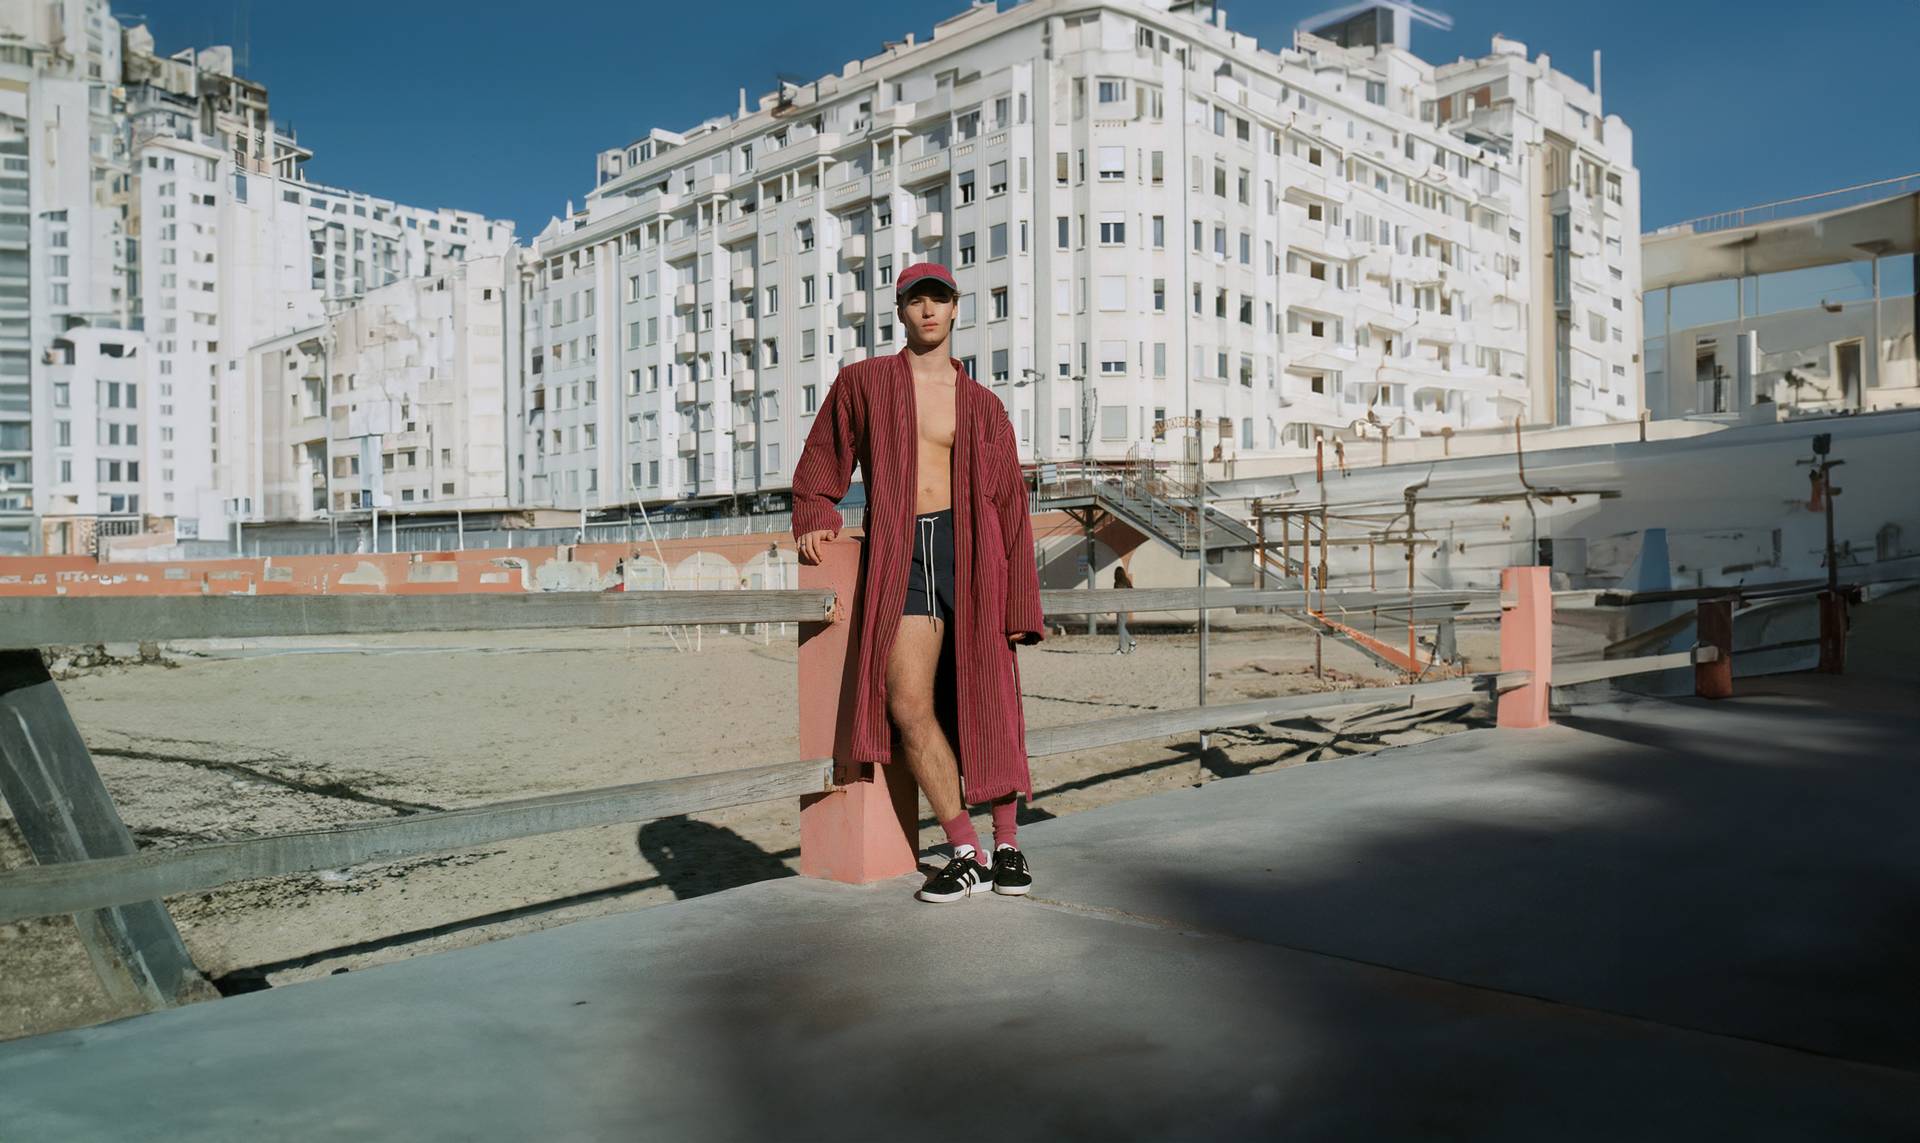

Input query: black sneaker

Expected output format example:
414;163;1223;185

991;846;1033;896
915;851;993;903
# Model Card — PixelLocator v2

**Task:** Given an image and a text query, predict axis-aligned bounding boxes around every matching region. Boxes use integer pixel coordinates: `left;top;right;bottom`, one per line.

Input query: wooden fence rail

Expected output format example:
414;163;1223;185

1;586;1493;649
0;759;834;925
0;666;1560;925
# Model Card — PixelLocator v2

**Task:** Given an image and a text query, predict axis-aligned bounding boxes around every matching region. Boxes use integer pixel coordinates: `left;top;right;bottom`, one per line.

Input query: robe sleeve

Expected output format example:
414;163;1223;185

791;370;863;540
989;407;1046;645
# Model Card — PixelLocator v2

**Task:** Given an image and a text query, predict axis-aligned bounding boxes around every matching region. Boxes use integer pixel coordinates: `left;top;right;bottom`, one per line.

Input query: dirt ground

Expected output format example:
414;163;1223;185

2;611;1551;1041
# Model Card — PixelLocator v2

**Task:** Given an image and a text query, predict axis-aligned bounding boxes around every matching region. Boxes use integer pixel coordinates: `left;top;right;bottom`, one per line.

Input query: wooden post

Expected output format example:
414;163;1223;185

0;651;214;1012
1496;566;1553;729
1253;498;1266;596
1695;599;1734;699
797;539;919;883
1282;512;1293;584
1318;506;1329;613
1817;591;1848;674
1302;515;1317;613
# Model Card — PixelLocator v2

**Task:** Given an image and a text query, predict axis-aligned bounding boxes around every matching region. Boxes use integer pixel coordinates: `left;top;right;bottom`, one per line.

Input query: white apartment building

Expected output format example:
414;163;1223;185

246;251;520;522
122;31;515;541
0;3;517;551
0;0;131;554
516;0;1639;515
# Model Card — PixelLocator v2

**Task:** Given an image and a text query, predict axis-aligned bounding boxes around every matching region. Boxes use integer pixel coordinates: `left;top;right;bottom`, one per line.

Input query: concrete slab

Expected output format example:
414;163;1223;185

2;676;1916;1140
1027;674;1920;1070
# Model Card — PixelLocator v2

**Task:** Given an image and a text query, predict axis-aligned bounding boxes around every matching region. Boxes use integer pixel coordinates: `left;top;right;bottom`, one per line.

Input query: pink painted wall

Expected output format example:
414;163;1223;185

0;512;1085;599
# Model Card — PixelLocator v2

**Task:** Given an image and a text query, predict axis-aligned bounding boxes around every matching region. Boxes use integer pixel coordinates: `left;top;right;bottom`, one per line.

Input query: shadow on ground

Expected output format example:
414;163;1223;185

649;677;1920;1140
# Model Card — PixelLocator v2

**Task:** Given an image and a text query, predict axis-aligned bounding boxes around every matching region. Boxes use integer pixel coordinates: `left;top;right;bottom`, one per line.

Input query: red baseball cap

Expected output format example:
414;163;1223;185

895;261;960;300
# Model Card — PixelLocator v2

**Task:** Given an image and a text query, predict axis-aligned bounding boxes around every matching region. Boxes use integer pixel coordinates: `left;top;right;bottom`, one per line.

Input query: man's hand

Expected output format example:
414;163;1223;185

797;528;839;565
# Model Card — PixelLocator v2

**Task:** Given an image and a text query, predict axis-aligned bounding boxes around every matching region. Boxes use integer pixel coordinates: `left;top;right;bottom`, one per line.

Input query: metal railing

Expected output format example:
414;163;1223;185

151;513;800;560
1655;171;1920;236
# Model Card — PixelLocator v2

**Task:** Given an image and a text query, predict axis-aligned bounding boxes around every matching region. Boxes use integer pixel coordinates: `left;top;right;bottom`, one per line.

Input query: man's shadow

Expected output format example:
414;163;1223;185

636;816;796;901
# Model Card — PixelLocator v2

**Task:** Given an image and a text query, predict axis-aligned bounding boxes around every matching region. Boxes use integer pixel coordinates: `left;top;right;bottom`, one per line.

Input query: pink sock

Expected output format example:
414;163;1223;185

991;797;1019;851
939;810;986;866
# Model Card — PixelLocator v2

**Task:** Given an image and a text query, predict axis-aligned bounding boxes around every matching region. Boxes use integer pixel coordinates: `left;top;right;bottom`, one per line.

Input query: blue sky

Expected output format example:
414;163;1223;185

136;0;1919;239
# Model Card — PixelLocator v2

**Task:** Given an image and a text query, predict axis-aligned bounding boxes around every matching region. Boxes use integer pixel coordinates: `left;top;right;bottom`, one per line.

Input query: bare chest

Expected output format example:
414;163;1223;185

913;379;958;451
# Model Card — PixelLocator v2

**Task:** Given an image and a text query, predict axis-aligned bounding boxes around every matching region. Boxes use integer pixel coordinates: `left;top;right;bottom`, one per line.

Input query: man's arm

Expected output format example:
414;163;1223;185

989;409;1045;645
791;373;862;553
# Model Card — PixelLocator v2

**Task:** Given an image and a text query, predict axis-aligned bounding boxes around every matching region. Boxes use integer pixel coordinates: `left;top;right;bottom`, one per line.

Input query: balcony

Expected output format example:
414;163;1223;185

867;103;915;136
720;211;756;247
826;174;871;211
841;349;867;369
733;422;757;447
840;291;868;320
666;232;698;263
732;317;757;343
901;148;951;187
674;283;696;311
675;380;698;405
730;265;756;296
913;212;944;248
675;331;697;358
840;233;867;264
677;433;698;455
732;368;756;397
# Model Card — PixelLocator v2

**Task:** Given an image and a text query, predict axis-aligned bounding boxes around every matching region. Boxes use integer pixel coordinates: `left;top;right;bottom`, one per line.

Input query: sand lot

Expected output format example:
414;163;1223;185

3;613;1528;1040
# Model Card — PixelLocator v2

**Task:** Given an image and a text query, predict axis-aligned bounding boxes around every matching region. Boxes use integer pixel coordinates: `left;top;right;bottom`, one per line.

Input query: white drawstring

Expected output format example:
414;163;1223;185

919;515;937;626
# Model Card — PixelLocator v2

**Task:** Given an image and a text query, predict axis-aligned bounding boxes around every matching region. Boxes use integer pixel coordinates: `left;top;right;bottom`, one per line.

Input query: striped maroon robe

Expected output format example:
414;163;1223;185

791;347;1045;804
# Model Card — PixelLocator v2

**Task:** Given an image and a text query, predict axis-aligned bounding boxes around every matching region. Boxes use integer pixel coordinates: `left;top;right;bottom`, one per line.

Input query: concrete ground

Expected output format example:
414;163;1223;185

2;673;1917;1141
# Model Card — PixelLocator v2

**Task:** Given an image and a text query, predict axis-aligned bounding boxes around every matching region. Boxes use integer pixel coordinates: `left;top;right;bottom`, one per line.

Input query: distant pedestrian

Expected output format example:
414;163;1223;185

1112;564;1137;654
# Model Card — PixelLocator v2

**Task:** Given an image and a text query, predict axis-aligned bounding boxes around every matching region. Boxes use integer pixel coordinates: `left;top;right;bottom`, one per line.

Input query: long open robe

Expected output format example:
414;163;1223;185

791;348;1045;804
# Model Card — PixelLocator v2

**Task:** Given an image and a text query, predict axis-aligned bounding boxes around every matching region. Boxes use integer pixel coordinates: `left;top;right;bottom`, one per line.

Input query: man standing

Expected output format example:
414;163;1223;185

792;263;1044;904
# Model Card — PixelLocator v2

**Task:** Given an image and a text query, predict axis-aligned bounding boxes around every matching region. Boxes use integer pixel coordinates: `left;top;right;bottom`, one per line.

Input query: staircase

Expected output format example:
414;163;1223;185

1030;456;1302;582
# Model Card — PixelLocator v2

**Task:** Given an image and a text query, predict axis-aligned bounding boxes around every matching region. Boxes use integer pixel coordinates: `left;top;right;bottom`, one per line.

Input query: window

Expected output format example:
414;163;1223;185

1153;343;1167;378
959;232;977;265
1152;279;1166;312
1151;150;1165;184
959;170;976;204
801;329;817;359
991;287;1009;320
1365;80;1386;106
1055;152;1069;185
1097;79;1126;104
1151;215;1165;248
1099;340;1126;375
1097;146;1124;181
1098;276;1126;310
988;161;1007;196
1098;213;1125;245
764;285;779;315
1056;216;1070;249
989;223;1007;259
802;384;818;412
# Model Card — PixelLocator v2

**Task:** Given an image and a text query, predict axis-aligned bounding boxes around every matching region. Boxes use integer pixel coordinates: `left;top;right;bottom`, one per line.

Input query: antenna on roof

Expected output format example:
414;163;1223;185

771;72;807;115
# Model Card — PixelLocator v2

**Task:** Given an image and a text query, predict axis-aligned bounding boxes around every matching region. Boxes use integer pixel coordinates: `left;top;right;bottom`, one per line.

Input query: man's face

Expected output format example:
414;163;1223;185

898;288;958;350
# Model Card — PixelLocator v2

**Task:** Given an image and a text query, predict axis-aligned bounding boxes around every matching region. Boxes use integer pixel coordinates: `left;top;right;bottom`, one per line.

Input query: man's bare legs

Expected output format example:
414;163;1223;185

885;615;963;823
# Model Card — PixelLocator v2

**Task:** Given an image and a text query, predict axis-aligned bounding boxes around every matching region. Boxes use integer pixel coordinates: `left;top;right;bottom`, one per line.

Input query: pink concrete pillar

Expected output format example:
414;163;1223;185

1497;565;1553;729
1695;599;1734;699
797;538;919;883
